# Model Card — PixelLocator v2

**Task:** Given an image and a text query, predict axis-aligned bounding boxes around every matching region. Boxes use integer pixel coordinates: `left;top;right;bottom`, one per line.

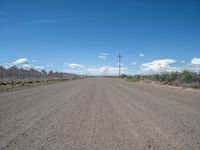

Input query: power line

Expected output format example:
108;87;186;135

117;54;123;77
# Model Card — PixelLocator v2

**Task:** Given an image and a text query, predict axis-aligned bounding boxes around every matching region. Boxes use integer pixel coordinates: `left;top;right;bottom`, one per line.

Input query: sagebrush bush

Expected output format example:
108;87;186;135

190;82;199;89
126;70;200;89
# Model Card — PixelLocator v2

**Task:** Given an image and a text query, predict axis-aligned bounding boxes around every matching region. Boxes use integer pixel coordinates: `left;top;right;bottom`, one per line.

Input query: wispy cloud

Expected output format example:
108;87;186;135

67;63;85;69
46;64;54;67
132;62;137;65
22;64;44;70
98;53;110;59
34;66;44;70
100;53;110;56
98;55;106;59
139;53;145;57
0;10;7;15
22;64;32;69
27;18;74;25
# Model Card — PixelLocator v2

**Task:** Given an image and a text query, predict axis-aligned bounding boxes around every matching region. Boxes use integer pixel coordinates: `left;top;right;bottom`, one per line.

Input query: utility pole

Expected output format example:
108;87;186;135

198;71;200;88
105;67;109;77
85;68;88;77
117;54;123;77
9;69;11;80
0;68;2;79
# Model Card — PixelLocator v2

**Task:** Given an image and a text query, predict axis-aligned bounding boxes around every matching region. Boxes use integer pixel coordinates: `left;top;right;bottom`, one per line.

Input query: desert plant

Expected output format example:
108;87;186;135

180;71;195;83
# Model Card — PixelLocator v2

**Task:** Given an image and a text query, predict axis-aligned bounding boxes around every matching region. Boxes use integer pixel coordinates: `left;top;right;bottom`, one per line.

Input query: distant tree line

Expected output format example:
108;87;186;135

123;70;200;88
0;66;77;79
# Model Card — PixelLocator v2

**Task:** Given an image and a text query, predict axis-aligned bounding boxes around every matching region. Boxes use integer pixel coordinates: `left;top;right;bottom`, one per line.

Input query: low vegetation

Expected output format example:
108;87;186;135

123;70;200;89
0;66;80;92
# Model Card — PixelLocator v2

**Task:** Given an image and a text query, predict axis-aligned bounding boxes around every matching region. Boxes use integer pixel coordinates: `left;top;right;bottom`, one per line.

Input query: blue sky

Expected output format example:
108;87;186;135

0;0;200;75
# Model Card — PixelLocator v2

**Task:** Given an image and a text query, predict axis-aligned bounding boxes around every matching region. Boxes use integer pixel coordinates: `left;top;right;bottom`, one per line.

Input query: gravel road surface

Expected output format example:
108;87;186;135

0;78;200;150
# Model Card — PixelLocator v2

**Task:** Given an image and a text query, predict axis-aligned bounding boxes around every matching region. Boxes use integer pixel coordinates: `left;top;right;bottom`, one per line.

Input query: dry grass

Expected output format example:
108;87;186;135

0;77;81;93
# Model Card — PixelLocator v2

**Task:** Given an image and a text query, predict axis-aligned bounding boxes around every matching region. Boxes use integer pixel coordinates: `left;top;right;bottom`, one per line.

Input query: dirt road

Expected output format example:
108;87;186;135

0;78;200;150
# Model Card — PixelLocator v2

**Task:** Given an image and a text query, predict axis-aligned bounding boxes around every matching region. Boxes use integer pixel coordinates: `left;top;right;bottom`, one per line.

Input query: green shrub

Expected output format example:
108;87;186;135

127;70;199;89
180;71;195;83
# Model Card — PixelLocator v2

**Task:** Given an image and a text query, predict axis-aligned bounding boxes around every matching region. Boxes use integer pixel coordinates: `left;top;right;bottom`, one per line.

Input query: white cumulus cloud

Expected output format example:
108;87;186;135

68;63;85;69
13;58;28;65
191;57;200;65
141;59;176;72
87;66;128;76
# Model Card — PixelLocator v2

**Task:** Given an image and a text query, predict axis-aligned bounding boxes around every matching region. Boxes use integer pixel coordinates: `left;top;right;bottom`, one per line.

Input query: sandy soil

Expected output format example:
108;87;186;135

0;78;200;150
